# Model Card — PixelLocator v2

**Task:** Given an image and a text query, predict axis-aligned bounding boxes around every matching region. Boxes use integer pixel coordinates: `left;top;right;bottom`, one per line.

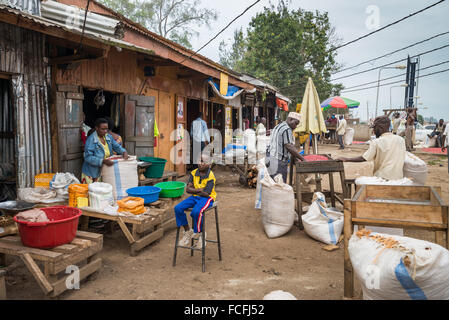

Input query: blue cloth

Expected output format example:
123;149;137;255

191;117;210;143
208;77;241;97
174;196;214;233
82;131;126;179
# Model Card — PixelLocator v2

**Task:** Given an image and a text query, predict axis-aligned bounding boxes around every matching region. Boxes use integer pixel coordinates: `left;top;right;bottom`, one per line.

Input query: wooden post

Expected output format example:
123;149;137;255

344;199;354;299
0;269;6;300
329;173;336;207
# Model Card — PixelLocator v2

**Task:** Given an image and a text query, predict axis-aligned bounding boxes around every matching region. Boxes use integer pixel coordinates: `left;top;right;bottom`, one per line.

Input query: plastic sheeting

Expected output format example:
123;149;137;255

208;78;244;100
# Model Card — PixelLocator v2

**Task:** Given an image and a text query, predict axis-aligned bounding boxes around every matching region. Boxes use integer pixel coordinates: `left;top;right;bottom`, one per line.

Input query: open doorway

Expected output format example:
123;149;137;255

0;77;16;201
82;88;122;142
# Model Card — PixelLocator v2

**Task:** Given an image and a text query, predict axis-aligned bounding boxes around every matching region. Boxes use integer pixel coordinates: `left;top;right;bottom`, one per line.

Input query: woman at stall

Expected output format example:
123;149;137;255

81;118;129;184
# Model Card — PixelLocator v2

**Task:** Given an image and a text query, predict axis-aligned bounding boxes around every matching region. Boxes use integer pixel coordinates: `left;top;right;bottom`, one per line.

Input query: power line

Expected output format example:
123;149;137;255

341;59;449;90
330;43;449;81
334;30;449;74
340;67;449;93
179;0;261;64
328;0;446;53
277;44;449;91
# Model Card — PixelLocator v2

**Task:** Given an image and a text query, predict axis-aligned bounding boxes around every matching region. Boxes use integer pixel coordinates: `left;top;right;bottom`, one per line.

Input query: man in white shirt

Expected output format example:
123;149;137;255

190;112;210;167
442;123;449;173
338;116;406;180
337;115;347;150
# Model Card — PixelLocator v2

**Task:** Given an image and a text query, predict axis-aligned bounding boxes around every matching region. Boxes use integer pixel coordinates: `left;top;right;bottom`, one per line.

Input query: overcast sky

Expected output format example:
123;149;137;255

189;0;449;122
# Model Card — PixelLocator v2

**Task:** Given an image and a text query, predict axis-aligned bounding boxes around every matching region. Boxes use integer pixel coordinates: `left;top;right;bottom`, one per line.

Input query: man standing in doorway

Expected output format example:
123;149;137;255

266;112;305;183
191;112;210;167
337;115;347;150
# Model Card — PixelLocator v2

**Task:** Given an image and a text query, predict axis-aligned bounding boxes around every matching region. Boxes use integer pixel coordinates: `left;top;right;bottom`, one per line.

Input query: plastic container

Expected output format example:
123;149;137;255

68;184;89;208
155;181;186;198
34;173;55;188
139;157;167;179
13;206;82;249
126;186;161;204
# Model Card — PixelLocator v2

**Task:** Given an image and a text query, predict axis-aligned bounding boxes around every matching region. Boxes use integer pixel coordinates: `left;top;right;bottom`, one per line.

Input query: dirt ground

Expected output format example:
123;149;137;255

4;144;449;300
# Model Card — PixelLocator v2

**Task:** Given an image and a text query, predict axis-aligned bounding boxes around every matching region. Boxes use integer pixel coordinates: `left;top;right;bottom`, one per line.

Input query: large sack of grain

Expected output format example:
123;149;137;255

255;159;268;210
49;173;80;198
260;173;295;238
344;127;355;146
101;156;138;200
403;152;427;185
349;229;449;300
302;192;344;245
88;182;114;211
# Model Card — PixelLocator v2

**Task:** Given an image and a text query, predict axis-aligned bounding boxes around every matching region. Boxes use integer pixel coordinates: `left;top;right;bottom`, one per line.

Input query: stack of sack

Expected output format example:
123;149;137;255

117;197;145;215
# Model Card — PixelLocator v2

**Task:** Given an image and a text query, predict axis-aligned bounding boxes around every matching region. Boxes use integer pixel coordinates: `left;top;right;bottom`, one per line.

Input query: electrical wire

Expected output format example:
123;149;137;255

334;30;449;74
337;59;449;91
179;0;261;64
340;67;449;93
76;0;91;53
328;0;446;53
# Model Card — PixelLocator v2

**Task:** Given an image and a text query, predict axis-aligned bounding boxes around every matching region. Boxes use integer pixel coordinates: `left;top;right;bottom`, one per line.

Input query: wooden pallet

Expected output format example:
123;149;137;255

80;196;184;256
0;231;103;298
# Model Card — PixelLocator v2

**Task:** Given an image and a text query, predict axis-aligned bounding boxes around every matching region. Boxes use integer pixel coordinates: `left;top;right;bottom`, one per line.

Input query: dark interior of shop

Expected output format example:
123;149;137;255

82;89;121;135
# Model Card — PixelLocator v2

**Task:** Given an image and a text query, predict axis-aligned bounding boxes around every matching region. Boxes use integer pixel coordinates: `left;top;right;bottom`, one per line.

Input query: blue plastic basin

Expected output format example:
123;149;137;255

126;186;161;204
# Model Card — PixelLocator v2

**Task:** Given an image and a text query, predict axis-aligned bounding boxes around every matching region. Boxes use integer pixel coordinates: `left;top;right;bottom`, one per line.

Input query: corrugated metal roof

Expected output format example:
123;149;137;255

0;4;154;55
0;0;40;15
41;0;123;39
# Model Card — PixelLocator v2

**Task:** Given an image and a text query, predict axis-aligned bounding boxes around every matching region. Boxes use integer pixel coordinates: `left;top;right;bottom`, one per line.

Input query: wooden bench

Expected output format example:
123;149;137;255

344;185;448;299
79;196;186;256
0;231;102;298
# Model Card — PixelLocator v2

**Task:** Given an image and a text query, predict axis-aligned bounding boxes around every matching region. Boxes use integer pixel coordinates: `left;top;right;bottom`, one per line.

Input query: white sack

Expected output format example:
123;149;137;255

349;230;449;300
403;152;427;185
88;182;114;211
263;290;297;300
344;127;355;146
49;173;80;198
101;156;138;200
260;174;295;239
243;129;257;154
355;176;414;186
301;192;344;245
255;159;268;210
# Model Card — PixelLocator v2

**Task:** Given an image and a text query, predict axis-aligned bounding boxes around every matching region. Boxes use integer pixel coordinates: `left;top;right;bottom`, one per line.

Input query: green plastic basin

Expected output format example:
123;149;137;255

139;157;167;178
154;181;186;198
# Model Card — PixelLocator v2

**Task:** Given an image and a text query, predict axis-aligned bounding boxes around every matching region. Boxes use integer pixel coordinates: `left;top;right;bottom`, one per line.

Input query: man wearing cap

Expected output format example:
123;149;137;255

266;112;305;182
338;116;406;181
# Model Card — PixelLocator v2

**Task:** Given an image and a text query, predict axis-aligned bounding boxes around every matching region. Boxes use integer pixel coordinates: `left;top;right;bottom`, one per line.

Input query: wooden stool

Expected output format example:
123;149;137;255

172;201;222;273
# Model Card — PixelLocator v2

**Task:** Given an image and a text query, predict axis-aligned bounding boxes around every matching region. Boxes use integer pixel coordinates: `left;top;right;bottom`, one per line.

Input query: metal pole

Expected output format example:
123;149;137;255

375;68;382;118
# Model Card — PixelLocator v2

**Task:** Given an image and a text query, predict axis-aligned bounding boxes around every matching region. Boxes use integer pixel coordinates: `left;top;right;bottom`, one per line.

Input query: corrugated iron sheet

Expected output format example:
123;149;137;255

41;0;123;39
0;22;52;188
0;0;40;15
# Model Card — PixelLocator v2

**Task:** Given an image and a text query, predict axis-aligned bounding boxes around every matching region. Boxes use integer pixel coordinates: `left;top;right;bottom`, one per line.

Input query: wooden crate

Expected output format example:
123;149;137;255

344;185;449;299
0;231;103;298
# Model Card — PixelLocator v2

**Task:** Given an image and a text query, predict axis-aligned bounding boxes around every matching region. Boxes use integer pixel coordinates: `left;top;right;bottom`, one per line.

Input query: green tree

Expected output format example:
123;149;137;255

219;0;343;108
98;0;217;49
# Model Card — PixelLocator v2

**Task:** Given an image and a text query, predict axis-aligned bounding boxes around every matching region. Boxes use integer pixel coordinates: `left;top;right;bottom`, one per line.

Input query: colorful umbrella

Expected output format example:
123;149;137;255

321;96;360;111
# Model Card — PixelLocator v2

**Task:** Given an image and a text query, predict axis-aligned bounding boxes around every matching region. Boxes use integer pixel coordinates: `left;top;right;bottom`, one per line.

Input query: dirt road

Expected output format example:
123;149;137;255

4;144;449;300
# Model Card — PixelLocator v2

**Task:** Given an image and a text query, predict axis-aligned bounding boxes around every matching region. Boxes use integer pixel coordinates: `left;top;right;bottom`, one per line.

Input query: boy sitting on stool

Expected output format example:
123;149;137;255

174;154;216;249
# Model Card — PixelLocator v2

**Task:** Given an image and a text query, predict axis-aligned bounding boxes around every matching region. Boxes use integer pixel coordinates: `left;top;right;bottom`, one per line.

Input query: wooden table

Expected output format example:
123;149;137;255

293;155;348;227
79;196;185;256
343;185;448;299
0;231;102;298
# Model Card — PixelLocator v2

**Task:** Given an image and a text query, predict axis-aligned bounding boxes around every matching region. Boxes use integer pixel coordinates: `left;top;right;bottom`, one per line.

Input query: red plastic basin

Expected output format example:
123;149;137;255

13;206;82;249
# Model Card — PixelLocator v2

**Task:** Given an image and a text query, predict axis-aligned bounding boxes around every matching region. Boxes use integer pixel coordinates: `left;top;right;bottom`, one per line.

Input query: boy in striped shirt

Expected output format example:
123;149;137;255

174;154;216;249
